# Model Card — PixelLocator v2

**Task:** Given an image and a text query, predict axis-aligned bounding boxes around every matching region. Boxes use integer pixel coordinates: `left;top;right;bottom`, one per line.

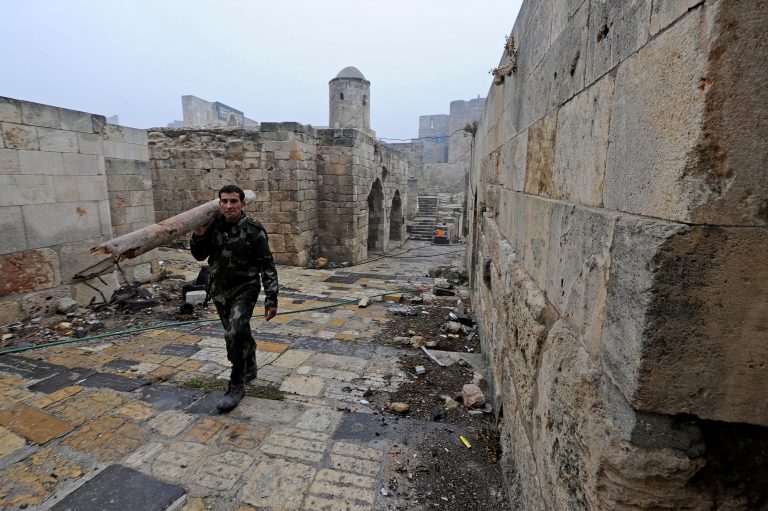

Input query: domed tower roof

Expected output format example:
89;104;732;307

334;66;367;81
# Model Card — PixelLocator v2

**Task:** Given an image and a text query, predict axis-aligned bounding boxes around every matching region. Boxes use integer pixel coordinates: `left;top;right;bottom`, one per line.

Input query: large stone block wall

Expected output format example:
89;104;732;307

316;129;409;262
468;0;767;509
148;124;318;266
0;98;156;323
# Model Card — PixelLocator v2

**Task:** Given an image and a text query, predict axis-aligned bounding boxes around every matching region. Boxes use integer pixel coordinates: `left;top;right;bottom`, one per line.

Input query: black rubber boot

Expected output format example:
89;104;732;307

216;381;245;412
244;361;257;382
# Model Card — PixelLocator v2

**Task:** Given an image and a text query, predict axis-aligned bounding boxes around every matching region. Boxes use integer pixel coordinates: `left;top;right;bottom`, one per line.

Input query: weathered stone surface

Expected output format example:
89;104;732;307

241;458;315;509
0;403;72;444
604;220;768;425
523;110;557;197
0;248;60;295
461;384;486;408
0;447;83;508
0;299;22;324
50;464;185;511
552;73;614;207
20;285;72;318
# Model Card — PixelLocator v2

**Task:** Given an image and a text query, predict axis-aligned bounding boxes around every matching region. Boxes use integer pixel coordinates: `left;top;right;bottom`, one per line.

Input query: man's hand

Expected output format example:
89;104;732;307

192;219;213;236
265;307;277;322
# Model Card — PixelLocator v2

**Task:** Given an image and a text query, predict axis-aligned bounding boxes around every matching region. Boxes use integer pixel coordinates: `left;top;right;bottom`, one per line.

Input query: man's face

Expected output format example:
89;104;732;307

219;192;243;223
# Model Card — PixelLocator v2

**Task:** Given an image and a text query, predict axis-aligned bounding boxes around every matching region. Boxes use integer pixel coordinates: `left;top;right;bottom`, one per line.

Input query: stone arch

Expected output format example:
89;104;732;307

389;190;403;241
367;178;385;251
227;113;238;127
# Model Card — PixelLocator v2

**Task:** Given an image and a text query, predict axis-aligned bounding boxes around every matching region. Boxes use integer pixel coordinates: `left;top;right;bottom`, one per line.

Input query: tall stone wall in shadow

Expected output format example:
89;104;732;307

467;0;768;508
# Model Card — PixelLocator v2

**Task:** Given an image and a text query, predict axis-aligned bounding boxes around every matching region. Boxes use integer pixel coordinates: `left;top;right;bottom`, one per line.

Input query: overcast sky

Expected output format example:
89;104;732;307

2;1;523;140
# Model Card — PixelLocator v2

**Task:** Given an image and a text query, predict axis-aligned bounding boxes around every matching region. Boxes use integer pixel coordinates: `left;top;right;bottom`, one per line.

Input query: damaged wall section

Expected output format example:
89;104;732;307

0;98;158;323
468;0;768;509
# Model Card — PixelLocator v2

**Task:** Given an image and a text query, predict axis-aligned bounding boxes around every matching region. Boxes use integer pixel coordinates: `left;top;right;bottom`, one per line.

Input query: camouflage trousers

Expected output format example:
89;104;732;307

214;298;257;385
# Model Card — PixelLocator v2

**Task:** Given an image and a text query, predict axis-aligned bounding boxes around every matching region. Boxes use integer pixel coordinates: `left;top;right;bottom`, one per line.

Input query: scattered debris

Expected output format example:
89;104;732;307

310;257;328;269
381;293;403;303
358;297;371;308
462;384;486;408
56;298;78;314
414;365;426;375
460;435;472;448
421;346;446;367
185;290;207;305
390;402;410;414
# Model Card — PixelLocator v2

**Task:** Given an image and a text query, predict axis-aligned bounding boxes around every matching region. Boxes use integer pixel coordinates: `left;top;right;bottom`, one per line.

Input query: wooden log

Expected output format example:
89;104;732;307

92;190;256;259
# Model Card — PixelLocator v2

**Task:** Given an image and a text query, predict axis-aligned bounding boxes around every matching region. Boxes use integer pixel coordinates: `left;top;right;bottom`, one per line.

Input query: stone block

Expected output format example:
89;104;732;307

37;127;78;153
59;108;93;133
76;175;107;201
3;174;54;206
18;150;64;175
586;0;652;86
73;270;119;306
242;458;315;509
552;73;614;207
0;206;27;254
524;109;557;197
185;290;206;305
77;132;101;154
20;285;72;318
650;0;700;35
0;403;72;444
53;175;79;202
0;149;20;174
0;248;61;295
545;203;617;355
0;300;22;324
62;152;103;175
24;201;102;247
2;123;38;150
21;102;60;129
0;98;22;123
604;219;768;425
56;238;103;282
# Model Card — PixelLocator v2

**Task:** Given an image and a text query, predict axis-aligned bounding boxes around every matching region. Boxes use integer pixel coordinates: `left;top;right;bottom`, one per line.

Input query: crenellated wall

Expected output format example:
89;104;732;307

468;0;768;508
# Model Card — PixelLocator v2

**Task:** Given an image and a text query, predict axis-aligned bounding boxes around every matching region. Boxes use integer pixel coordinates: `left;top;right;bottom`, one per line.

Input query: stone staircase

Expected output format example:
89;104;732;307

411;196;439;240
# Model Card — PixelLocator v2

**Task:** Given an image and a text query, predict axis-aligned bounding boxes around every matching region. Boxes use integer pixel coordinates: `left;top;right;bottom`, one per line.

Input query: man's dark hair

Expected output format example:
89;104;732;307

218;184;245;201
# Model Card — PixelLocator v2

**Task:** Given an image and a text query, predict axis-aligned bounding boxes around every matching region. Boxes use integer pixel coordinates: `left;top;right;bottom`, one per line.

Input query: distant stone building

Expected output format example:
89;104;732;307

150;67;409;266
180;95;258;128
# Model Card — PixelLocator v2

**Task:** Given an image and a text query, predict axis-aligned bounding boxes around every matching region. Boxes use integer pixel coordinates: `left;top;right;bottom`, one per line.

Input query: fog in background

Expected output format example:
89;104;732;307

2;0;523;140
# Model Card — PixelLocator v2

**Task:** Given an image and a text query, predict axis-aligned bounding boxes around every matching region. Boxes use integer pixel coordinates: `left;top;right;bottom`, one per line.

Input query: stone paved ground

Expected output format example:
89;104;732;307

0;241;502;510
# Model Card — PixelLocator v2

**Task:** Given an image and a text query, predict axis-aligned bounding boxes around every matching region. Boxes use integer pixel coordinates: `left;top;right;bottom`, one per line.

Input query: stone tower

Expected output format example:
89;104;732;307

329;66;370;132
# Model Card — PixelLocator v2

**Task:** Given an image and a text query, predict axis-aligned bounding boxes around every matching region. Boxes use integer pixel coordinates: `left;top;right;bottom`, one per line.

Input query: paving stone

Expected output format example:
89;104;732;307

189;450;255;490
255;365;292;384
137;384;205;411
61;416;147;461
105;358;139;371
0;426;26;457
123;441;164;469
241;458;316;510
160;343;201;357
323;275;359;284
30;385;83;408
47;389;128;426
0;446;83;508
80;371;149;392
184;391;225;415
328;453;381;477
230;397;304;424
0;354;63;380
273;349;315;369
255;340;290;353
301;494;373;511
50;464;185;511
260;427;328;463
0;403;72;444
296;407;342;432
306;469;376;504
280;375;326;396
185;417;223;442
219;421;270;449
148;410;195;437
115;401;156;421
152;442;210;483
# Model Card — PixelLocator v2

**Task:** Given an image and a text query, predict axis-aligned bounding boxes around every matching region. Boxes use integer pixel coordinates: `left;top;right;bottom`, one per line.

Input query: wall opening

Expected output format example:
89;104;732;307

367;178;385;252
389;190;403;241
227;114;238;127
340;93;344;100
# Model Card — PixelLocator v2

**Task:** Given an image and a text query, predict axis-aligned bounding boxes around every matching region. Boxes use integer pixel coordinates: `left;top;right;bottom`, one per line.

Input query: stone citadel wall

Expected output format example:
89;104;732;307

149;125;409;266
0;98;157;324
467;0;768;509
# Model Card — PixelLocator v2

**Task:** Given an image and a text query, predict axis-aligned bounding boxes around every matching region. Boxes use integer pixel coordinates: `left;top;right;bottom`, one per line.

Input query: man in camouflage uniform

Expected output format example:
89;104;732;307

191;184;278;412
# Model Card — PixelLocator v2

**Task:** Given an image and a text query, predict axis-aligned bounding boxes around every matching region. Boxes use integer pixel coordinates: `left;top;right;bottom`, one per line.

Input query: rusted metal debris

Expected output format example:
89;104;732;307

92;190;256;260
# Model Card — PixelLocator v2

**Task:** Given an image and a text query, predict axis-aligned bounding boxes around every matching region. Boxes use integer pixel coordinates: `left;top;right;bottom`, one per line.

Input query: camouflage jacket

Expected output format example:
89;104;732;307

190;213;278;309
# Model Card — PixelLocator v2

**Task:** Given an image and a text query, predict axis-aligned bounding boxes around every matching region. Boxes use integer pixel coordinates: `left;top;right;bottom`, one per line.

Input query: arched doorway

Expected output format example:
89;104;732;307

367;179;384;252
389;190;402;241
227;113;238;127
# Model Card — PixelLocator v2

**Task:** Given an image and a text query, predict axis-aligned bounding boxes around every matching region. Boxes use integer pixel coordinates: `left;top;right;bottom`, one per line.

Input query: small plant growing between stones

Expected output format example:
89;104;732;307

490;34;518;85
463;120;479;138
